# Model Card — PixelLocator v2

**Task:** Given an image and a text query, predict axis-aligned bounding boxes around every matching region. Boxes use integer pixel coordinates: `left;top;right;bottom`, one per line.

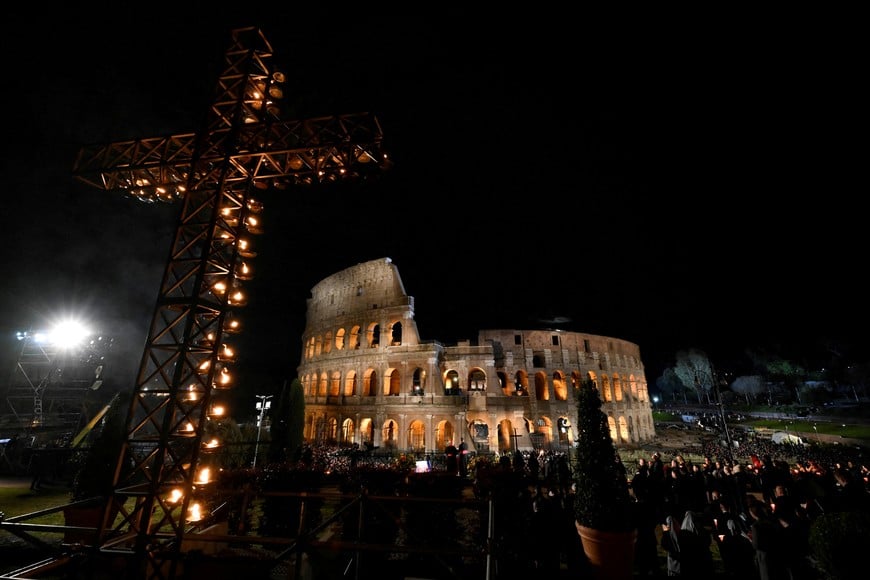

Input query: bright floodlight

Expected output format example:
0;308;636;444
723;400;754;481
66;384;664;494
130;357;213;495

48;320;92;348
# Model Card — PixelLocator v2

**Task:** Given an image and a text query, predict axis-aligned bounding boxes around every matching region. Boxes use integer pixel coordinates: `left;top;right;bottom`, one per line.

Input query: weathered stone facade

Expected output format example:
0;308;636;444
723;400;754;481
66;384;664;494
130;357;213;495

298;257;656;454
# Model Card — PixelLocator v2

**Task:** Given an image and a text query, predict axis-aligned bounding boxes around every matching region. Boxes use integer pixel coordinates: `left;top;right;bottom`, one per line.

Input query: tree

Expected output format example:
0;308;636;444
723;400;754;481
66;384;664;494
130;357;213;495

656;368;691;403
730;375;764;404
672;348;715;403
268;378;306;464
572;379;634;533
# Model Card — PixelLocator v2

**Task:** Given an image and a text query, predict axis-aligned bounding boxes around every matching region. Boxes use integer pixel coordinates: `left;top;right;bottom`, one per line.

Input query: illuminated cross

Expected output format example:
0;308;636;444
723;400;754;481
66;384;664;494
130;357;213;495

72;26;388;578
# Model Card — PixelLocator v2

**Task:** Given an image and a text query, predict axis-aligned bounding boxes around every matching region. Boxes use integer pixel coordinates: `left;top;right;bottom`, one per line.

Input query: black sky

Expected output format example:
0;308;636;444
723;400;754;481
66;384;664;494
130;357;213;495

1;5;865;403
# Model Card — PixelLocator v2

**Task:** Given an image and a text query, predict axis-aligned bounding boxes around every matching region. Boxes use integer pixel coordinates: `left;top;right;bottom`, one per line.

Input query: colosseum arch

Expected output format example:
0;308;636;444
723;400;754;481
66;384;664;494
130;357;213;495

534;371;549;401
343;371;357;396
323;331;333;354
390;320;403;345
326;417;338;443
556;416;573;448
533;416;553;449
613;373;623;401
618;415;629;443
315;335;323;357
497;371;510;395
359;418;374;446
317;372;328;396
383;419;398;449
497;419;515;453
607;415;618;442
586;371;598;388
412;368;426;395
571;370;583;390
514;370;529;396
468;368;486;391
367;322;380;348
362;369;377;396
385;368;400;396
329;371;341;397
601;375;612;402
444;370;460;395
552;371;568;401
349;325;361;349
305;336;315;360
335;328;345;350
340;418;355;446
407;419;425;451
436;419;456;450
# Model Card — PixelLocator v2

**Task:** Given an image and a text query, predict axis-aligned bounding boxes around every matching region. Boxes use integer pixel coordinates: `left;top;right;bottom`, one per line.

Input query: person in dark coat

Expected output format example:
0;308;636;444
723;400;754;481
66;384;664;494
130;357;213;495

445;441;459;476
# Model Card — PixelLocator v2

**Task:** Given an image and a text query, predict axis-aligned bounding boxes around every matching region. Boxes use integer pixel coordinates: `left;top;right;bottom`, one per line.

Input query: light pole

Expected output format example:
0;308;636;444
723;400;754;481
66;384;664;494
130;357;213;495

252;394;273;468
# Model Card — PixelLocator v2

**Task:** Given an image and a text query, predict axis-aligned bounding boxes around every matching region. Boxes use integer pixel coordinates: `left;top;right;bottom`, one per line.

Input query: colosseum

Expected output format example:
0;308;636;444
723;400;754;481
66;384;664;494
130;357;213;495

298;257;656;455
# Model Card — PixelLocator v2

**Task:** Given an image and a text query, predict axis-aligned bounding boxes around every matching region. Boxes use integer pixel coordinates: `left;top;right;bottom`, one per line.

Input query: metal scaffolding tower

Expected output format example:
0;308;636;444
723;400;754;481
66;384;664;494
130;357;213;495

71;26;389;579
2;330;112;433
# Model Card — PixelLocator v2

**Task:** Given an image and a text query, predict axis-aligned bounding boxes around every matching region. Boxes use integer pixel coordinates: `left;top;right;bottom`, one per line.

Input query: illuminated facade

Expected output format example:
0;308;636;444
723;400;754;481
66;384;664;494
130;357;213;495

298;257;656;454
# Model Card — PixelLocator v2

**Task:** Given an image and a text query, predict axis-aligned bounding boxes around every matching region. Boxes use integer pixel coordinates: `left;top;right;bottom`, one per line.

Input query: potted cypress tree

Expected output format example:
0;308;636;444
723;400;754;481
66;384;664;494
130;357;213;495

572;379;637;580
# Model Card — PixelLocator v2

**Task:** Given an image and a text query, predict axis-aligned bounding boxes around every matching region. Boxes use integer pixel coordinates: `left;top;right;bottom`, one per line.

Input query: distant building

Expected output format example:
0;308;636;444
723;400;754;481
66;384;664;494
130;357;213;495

298;257;655;454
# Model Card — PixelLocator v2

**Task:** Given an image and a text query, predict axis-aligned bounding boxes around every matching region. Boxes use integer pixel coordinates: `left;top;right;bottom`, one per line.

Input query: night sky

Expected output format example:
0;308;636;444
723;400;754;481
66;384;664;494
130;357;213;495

1;5;864;409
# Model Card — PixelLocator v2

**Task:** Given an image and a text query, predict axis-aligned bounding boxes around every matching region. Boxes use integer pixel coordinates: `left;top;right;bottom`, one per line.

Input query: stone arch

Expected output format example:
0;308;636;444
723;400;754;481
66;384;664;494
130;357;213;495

360;417;374;446
383;419;398;449
326;416;338;443
444;369;460;395
315;335;323;357
534;416;553;449
367;322;380;348
601;375;612;402
407;419;425;451
613;373;623;401
618;415;630;443
436;419;456;451
497;371;509;395
607;415;618;442
514;370;529;396
497;419;515;453
323;331;333;354
343;370;357;396
552;371;567;401
362;369;377;396
341;418;355;446
412;367;426;395
556;416;573;448
390;320;403;345
329;371;341;397
534;371;549;401
317;372;328;396
385;367;400;396
335;328;345;350
349;325;361;350
468;368;486;391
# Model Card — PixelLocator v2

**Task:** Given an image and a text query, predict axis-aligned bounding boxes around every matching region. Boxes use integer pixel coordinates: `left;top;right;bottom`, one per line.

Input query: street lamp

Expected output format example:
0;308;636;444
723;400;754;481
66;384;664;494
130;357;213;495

252;394;273;468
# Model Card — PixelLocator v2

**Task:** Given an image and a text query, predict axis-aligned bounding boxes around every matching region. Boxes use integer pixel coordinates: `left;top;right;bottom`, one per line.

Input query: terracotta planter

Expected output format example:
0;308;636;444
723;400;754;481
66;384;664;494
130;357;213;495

575;521;637;580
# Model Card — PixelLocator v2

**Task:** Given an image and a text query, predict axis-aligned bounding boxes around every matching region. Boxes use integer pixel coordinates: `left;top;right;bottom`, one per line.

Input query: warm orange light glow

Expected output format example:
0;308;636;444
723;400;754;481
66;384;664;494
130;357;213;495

168;488;183;503
204;438;220;449
210;405;225;416
196;467;211;484
219;345;235;362
198;360;211;371
184;422;195;432
187;502;203;522
217;367;232;386
213;281;227;295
